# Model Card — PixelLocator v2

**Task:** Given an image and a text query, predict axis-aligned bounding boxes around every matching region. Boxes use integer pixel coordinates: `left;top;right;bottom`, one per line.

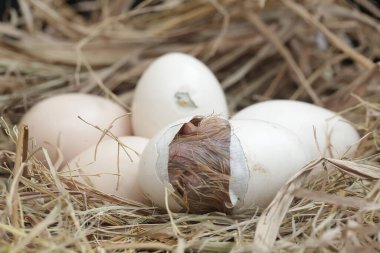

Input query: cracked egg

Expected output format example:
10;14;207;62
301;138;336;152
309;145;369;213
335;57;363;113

137;116;309;214
131;53;228;138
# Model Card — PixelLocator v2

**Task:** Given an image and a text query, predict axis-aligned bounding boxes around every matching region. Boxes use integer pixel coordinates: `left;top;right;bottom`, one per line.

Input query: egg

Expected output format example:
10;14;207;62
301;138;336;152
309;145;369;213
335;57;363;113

132;52;229;138
62;136;148;202
232;100;360;160
137;116;309;214
21;93;131;163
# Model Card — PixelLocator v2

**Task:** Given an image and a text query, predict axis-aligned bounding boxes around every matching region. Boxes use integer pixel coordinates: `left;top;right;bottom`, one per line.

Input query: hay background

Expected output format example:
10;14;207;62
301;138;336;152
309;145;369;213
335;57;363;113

0;0;380;252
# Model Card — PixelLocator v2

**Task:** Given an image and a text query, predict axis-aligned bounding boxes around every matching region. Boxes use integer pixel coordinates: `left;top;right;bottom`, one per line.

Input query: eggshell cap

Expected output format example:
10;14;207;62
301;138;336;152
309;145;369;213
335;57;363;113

230;119;310;212
137;117;195;211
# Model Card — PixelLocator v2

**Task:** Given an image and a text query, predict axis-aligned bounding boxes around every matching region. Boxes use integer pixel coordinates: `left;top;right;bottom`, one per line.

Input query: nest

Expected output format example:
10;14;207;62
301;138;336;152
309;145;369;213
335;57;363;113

1;0;380;252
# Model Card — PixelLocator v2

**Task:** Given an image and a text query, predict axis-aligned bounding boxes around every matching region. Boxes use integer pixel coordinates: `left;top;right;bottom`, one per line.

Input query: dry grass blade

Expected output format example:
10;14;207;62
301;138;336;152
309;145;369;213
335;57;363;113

6;124;28;231
355;0;380;19
251;159;322;252
326;158;380;179
252;154;380;251
292;188;380;211
9;205;60;253
103;242;173;251
6;163;24;232
246;11;322;106
324;64;380;110
281;0;375;69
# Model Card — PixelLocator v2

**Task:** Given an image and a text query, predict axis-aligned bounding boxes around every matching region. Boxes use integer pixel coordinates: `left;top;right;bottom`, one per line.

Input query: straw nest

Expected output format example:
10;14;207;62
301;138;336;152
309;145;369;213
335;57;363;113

0;0;380;252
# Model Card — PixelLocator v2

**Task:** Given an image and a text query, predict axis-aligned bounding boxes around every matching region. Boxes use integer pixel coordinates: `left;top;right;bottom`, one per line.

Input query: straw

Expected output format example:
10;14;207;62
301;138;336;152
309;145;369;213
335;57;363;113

0;0;379;252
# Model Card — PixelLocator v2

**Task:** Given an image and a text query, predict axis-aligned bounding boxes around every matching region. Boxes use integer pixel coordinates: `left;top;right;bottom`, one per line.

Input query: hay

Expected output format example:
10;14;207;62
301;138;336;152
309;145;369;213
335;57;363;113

0;0;380;252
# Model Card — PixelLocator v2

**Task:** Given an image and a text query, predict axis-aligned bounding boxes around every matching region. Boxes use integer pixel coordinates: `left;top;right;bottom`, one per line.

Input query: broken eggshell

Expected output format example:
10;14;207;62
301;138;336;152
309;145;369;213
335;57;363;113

137;116;309;214
131;52;229;138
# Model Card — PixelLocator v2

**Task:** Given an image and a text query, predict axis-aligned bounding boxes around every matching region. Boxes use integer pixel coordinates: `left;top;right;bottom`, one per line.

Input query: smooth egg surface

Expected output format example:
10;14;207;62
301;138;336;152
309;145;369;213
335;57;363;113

63;136;148;202
21;93;131;163
132;52;228;138
232;100;360;160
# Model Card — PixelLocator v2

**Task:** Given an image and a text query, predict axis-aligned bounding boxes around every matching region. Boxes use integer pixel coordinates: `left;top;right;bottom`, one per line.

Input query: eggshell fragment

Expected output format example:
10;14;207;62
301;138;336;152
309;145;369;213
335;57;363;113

230;119;309;211
132;52;229;138
20;93;131;163
232;100;360;160
138;116;309;213
137;118;189;212
62;136;148;202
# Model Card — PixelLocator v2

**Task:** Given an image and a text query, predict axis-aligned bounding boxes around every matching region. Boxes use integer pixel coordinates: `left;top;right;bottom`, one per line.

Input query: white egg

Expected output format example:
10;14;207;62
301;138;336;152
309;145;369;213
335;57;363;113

62;136;148;202
20;93;132;163
137;116;309;213
232;100;360;160
132;52;228;138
